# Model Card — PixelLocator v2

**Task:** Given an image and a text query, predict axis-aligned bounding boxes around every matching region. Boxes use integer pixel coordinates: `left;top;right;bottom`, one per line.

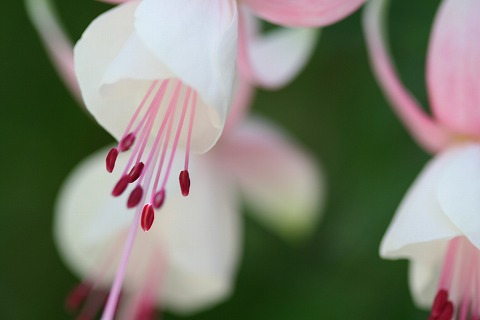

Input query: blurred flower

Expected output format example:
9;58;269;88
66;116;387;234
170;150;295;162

55;117;324;319
364;0;480;317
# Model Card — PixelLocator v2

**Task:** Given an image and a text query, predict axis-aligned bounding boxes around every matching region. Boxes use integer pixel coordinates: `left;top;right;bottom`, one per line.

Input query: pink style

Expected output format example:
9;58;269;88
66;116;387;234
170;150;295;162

365;0;480;319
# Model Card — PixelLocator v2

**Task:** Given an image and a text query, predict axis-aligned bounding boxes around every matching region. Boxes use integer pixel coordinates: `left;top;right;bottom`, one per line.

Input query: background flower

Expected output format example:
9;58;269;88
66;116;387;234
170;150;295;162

1;0;441;318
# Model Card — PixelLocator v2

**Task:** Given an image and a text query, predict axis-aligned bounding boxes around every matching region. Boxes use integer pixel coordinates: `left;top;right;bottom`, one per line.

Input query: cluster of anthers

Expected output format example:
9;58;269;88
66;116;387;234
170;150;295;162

105;79;196;232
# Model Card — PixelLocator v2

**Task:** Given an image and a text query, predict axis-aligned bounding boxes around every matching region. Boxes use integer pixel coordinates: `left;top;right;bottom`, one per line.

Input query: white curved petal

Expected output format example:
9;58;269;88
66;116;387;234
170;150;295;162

55;147;240;313
407;241;447;308
217;117;325;242
380;147;464;259
134;0;238;147
74;1;237;153
239;8;319;88
379;145;480;307
437;144;480;249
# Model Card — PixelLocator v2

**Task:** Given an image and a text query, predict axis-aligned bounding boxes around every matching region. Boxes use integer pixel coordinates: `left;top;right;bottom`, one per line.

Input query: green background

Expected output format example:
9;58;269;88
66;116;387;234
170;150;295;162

1;0;441;318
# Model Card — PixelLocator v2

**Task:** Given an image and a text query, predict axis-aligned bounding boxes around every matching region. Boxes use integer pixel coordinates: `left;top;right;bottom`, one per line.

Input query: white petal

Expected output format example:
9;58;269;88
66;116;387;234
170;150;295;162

380;148;464;260
407;241;447;308
239;7;319;88
135;0;238;145
217;117;325;242
437;144;480;248
74;1;238;153
379;145;480;307
54;147;240;313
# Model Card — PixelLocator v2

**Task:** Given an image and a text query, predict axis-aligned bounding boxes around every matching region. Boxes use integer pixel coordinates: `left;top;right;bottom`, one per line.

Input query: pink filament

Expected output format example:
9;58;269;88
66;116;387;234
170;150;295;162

184;91;197;171
160;87;192;191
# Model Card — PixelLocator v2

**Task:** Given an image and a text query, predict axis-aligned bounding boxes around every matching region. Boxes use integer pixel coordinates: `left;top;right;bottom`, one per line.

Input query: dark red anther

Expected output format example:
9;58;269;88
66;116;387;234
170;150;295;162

127;186;143;208
65;283;91;312
112;176;130;197
128;162;144;183
106;148;119;173
153;189;166;209
179;170;190;197
119;133;136;152
431;289;448;318
134;302;156;320
141;204;155;232
438;301;454;320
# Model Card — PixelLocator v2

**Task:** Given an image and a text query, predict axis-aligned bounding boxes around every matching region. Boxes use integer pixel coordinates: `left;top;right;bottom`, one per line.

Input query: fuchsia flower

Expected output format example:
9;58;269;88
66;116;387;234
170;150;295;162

55;116;324;319
26;0;330;318
28;0;363;218
364;0;480;318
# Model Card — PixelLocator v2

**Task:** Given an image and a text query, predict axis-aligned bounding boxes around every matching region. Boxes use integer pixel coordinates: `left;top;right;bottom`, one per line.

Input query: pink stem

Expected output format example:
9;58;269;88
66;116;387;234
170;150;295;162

439;237;461;290
184;91;196;171
122;80;159;140
101;208;142;320
137;82;181;185
122;82;169;177
161;87;191;190
150;107;175;197
25;0;82;103
362;0;451;153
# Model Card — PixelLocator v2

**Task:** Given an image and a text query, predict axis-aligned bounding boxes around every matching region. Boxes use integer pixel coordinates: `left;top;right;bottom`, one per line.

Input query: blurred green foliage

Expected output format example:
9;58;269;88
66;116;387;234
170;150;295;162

1;0;442;318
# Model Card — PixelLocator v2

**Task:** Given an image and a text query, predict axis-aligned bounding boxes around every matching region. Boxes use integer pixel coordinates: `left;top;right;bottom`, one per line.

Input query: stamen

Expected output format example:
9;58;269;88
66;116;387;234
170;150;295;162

184;92;197;172
159;87;192;196
66;282;92;312
141;204;155;232
119;133;136;152
431;289;448;318
127;186;143;209
106;148;119;173
179;170;190;197
128;162;145;183
152;190;165;209
112;176;130;197
438;301;453;320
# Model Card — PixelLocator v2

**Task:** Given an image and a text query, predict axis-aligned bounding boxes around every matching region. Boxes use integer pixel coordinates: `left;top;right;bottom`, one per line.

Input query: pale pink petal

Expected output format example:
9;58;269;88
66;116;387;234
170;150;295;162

427;0;480;136
244;0;365;27
363;0;451;153
25;0;81;102
238;7;318;89
217;118;325;242
224;75;255;133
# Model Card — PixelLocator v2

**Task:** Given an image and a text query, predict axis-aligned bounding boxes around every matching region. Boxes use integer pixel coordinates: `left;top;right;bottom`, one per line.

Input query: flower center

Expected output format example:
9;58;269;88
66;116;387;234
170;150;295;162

430;237;480;320
105;79;197;231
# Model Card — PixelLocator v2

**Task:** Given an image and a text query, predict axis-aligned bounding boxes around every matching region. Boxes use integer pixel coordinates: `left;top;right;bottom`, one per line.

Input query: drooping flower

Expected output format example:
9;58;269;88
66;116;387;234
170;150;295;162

28;1;328;317
27;0;358;213
364;0;480;317
55;116;324;319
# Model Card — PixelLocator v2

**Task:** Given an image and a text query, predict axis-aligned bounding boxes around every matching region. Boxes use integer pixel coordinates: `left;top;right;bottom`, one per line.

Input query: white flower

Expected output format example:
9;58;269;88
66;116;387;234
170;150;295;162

55;117;325;319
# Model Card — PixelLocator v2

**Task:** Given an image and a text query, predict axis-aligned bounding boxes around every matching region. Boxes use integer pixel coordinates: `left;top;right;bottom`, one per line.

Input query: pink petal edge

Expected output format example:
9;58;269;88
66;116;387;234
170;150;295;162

427;0;480;137
244;0;365;27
